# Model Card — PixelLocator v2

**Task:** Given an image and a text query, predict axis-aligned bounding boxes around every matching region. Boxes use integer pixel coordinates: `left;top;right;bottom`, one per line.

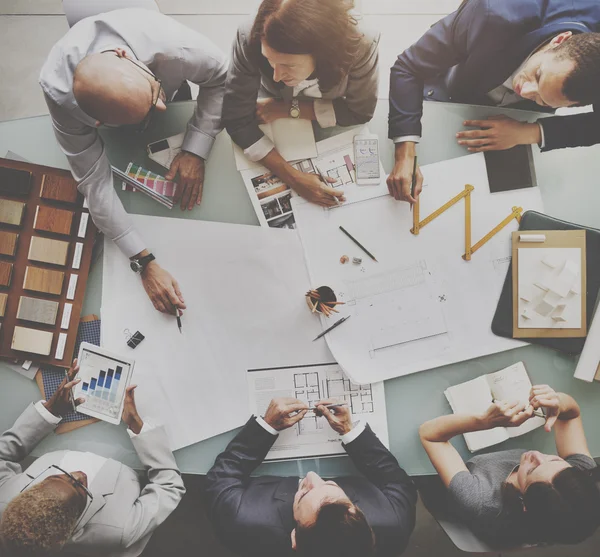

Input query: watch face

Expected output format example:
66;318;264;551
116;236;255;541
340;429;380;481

290;107;300;119
130;261;142;273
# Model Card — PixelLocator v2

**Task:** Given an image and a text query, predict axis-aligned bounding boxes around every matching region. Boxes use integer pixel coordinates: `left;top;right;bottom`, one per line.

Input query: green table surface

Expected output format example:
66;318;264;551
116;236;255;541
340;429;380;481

1;100;600;476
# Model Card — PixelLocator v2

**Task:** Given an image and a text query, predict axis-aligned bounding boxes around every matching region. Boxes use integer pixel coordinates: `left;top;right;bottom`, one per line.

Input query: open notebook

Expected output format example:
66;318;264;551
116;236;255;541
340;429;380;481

444;362;545;452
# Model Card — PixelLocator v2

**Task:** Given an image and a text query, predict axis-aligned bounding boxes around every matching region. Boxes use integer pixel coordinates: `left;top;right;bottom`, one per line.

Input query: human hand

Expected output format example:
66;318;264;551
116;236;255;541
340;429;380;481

141;261;187;314
529;384;560;432
255;98;288;124
387;143;423;204
43;359;84;417
122;385;144;434
292;172;345;207
481;400;534;429
165;152;205;211
314;399;352;435
456;116;542;152
263;397;309;431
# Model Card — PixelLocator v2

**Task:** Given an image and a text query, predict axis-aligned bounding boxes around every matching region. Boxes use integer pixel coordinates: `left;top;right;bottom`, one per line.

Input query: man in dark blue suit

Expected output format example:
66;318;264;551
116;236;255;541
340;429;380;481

204;397;416;557
387;0;600;204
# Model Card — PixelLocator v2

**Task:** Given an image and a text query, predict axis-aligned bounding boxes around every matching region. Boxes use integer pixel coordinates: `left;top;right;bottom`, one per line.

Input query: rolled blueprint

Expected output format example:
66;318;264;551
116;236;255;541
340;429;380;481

519;234;546;242
574;308;600;382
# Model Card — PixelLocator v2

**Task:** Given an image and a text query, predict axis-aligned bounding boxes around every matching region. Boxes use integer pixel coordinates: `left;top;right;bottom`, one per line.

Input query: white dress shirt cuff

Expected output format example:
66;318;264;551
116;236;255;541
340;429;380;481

34;401;62;425
127;421;156;438
340;421;366;444
181;129;214;161
244;135;276;163
393;136;421;144
113;228;147;259
537;121;545;149
255;416;279;436
314;99;337;128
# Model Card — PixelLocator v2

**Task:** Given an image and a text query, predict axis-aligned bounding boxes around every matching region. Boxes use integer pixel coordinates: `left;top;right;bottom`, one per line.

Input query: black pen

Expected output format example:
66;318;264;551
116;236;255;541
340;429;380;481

64;368;77;413
313;315;351;341
410;155;418;212
308;403;348;411
173;305;182;334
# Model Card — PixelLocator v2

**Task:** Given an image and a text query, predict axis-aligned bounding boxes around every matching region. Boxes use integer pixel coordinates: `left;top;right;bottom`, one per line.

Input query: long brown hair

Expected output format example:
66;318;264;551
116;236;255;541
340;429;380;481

250;0;362;91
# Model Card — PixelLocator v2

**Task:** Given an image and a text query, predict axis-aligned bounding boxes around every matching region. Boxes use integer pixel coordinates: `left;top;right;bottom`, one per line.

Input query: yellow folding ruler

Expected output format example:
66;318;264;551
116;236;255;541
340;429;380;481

411;184;523;261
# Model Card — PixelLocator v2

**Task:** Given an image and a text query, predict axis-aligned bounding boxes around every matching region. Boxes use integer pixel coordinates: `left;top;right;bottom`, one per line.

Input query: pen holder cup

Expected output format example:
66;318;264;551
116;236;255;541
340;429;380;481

305;286;337;317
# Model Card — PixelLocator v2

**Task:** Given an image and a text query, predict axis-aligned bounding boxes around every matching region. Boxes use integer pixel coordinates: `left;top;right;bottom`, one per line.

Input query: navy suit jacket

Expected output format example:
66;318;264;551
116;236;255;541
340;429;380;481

204;418;417;557
389;0;600;151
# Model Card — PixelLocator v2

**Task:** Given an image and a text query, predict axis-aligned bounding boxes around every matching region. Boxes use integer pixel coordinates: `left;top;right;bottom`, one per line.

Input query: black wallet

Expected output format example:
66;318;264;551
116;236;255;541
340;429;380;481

491;211;600;355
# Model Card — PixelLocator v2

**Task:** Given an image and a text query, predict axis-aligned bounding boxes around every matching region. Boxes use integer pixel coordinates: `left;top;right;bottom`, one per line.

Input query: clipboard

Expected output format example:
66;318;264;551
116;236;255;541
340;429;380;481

512;230;586;338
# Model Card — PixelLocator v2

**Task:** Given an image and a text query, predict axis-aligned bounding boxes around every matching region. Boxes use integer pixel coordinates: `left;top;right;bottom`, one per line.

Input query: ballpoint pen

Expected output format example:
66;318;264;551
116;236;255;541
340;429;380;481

313;315;351;341
64;368;77;413
173;305;182;333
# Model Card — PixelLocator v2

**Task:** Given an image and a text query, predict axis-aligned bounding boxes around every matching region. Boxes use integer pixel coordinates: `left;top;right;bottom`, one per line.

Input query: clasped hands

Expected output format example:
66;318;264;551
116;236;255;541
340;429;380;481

263;397;353;435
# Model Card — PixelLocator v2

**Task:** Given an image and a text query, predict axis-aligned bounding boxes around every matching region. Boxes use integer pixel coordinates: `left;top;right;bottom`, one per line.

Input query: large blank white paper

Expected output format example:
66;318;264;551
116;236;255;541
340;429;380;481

102;217;332;450
293;153;544;384
248;363;388;461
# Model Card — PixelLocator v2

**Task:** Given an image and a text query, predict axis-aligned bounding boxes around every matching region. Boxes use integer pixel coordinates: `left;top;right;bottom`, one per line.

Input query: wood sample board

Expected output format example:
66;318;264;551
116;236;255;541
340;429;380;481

512;230;586;338
0;157;97;367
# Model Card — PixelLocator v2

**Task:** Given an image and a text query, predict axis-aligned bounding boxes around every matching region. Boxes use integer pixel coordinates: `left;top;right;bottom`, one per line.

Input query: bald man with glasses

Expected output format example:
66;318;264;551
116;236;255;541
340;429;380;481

0;360;185;557
39;9;228;315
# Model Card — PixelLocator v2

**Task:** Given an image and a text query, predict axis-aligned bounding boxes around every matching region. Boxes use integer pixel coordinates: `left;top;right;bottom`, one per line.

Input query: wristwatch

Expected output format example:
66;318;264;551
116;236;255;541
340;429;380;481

289;99;300;119
130;253;156;273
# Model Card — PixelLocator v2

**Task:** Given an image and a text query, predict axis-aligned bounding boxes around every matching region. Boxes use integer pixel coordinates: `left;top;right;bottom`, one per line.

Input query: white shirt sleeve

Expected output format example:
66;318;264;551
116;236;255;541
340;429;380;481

537;121;545;149
34;401;62;425
393;136;421;144
127;421;156;438
243;135;276;163
255;416;279;436
314;99;337;128
340;421;366;445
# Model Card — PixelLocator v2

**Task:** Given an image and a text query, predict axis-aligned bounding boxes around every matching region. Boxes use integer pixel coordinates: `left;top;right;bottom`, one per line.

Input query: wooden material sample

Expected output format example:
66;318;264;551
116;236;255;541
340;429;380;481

40;174;79;204
23;266;64;295
28;236;69;266
0;199;25;226
0;261;13;286
33;205;74;235
0;167;32;196
17;296;59;325
0;230;18;256
0;292;7;316
11;326;53;355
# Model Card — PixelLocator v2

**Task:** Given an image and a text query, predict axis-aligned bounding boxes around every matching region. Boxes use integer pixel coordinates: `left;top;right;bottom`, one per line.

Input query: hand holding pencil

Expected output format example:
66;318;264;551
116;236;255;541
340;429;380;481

314;399;353;435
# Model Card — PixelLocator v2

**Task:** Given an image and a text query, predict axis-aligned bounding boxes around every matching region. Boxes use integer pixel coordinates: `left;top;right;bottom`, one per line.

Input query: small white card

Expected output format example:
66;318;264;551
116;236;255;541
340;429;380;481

78;212;89;238
67;274;78;300
72;242;83;269
61;303;73;330
55;333;67;360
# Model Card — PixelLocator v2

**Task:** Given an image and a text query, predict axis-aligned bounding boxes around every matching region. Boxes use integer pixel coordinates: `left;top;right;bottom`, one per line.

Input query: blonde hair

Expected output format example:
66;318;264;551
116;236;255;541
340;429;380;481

0;483;80;556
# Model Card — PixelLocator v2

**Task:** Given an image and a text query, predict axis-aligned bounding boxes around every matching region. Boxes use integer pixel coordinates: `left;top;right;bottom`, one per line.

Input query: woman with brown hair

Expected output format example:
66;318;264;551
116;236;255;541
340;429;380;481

223;0;380;209
419;384;600;547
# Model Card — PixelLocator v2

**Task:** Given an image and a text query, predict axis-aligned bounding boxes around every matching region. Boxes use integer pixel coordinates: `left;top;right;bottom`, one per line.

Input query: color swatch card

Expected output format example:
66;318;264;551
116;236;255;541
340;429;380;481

33;205;74;235
40;174;78;204
122;162;178;198
23;266;64;295
0;167;32;196
11;326;54;356
0;199;25;226
0;260;13;286
17;296;59;325
28;236;69;266
0;230;18;256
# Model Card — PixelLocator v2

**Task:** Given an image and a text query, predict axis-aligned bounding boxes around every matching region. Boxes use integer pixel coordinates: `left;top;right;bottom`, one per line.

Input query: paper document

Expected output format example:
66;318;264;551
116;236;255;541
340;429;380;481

102;217;332;450
293;153;544;384
248;363;388;461
233;118;317;172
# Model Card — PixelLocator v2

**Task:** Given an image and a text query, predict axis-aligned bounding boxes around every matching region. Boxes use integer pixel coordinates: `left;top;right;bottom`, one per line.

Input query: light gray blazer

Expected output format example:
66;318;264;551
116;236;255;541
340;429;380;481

223;17;380;150
0;404;185;557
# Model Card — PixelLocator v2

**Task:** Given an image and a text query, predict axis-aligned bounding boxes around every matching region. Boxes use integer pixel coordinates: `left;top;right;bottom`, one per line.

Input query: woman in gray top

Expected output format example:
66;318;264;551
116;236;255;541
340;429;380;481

419;384;600;547
223;0;380;210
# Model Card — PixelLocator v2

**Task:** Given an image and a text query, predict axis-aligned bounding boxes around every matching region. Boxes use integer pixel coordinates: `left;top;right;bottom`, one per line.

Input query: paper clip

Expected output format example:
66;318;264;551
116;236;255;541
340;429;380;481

124;329;145;349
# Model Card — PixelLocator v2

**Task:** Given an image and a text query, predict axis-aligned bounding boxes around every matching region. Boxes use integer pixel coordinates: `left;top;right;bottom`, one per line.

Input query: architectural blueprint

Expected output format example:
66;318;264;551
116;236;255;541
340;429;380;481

248;363;388;461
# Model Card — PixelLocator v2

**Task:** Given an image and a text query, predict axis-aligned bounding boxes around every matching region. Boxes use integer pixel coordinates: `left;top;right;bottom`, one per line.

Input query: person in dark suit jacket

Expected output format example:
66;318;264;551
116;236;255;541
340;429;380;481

386;0;600;205
204;397;417;557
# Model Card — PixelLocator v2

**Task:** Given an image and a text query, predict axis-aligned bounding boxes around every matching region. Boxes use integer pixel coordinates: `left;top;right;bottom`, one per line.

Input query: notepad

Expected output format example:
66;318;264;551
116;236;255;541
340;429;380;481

0;261;13;287
0;167;32;196
17;296;59;326
33;205;74;235
0;199;25;226
40;174;79;204
11;326;54;356
444;362;546;452
28;236;69;266
0;292;7;317
23;266;64;295
0;230;18;256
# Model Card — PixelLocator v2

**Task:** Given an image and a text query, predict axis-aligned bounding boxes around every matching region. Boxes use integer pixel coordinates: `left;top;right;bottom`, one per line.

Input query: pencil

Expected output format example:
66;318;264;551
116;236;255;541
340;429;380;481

308;402;348;411
316;165;341;206
313;315;351;341
410;155;418;212
339;226;378;262
173;305;182;333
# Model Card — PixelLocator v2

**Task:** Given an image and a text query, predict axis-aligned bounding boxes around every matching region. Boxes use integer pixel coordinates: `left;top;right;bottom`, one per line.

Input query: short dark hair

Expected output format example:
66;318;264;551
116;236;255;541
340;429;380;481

502;467;600;545
295;501;375;557
250;0;362;91
554;33;600;105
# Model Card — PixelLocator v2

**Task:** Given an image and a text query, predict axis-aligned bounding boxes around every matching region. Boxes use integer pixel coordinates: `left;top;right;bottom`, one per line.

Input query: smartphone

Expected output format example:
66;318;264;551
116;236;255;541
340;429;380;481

353;133;380;186
147;132;185;170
